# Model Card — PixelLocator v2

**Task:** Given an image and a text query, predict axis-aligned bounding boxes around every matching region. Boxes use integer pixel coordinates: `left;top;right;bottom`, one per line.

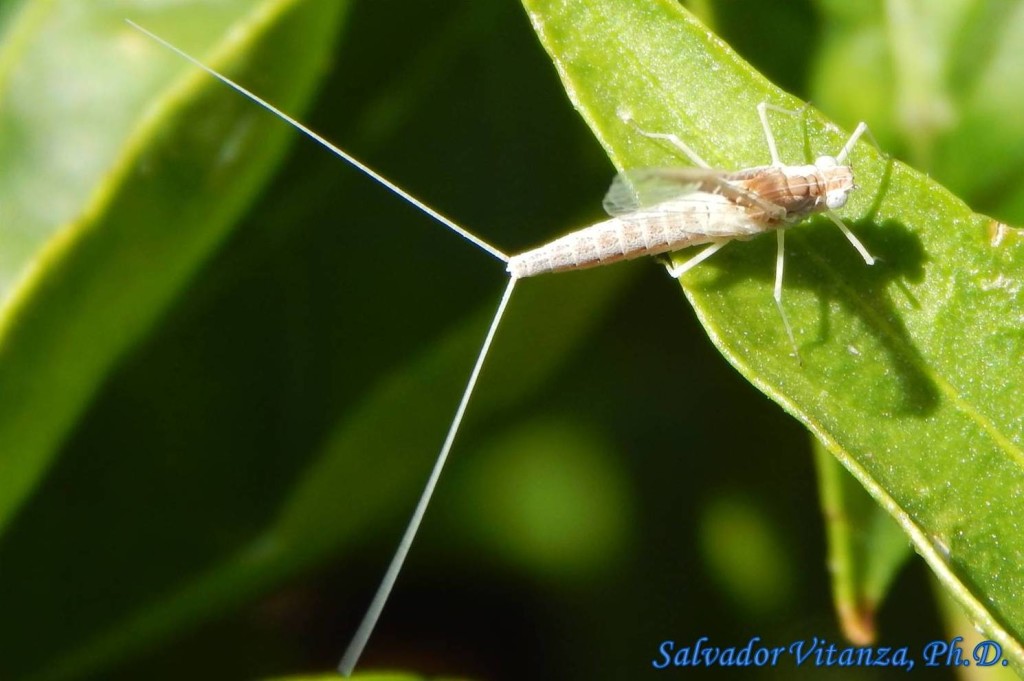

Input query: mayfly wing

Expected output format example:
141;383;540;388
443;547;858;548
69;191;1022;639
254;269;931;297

603;168;787;223
603;167;727;215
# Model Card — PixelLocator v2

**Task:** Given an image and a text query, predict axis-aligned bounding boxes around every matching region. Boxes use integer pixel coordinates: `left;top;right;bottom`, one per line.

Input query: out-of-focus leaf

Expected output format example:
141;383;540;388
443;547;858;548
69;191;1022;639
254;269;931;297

0;0;344;535
933;576;1021;681
698;493;795;617
814;439;912;645
0;0;346;677
812;0;1024;218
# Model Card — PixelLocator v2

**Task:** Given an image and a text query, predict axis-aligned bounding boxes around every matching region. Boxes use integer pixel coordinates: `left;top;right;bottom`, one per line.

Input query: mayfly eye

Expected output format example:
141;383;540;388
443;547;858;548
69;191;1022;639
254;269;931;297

826;191;849;209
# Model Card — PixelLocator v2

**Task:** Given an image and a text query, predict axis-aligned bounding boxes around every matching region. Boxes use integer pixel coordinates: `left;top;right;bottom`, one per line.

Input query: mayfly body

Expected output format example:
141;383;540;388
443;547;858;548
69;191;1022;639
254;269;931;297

127;20;878;676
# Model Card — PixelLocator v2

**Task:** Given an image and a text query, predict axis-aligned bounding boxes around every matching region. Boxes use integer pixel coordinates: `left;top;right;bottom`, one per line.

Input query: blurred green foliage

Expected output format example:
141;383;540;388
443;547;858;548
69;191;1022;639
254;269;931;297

1;1;1022;680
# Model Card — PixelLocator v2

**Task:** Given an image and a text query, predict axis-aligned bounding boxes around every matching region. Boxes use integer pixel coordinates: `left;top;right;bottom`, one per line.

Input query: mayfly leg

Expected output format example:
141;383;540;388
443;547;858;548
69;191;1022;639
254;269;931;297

663;240;729;278
618;112;798;353
824;211;875;265
618;111;712;169
752;102;800;357
127;20;520;677
757;102;879;357
773;231;800;361
836;121;876;165
755;101;805;166
618;102;879;359
617;115;738;280
758;102;877;265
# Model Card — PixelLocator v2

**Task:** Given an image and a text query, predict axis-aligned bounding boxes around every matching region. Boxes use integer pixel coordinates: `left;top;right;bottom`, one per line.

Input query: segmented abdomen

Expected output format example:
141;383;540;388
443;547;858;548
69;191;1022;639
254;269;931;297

506;194;767;279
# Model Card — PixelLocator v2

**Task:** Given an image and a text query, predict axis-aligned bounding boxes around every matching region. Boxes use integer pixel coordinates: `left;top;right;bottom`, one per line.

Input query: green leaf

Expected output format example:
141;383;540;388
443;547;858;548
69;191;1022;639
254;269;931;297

0;0;345;534
933;577;1022;681
814;439;911;644
0;0;347;677
525;0;1024;669
812;0;1024;215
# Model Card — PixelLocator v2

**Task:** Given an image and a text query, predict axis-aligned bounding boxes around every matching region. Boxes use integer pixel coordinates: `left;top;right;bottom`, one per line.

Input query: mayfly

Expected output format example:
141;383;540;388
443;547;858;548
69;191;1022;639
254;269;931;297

128;20;878;676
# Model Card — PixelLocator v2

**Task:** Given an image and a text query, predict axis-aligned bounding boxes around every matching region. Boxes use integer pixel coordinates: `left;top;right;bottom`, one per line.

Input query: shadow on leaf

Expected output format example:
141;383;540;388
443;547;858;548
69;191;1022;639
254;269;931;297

697;214;936;416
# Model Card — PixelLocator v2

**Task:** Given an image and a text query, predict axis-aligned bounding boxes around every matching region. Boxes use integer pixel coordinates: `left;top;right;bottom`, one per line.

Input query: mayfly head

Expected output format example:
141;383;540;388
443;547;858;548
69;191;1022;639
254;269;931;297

812;155;856;210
